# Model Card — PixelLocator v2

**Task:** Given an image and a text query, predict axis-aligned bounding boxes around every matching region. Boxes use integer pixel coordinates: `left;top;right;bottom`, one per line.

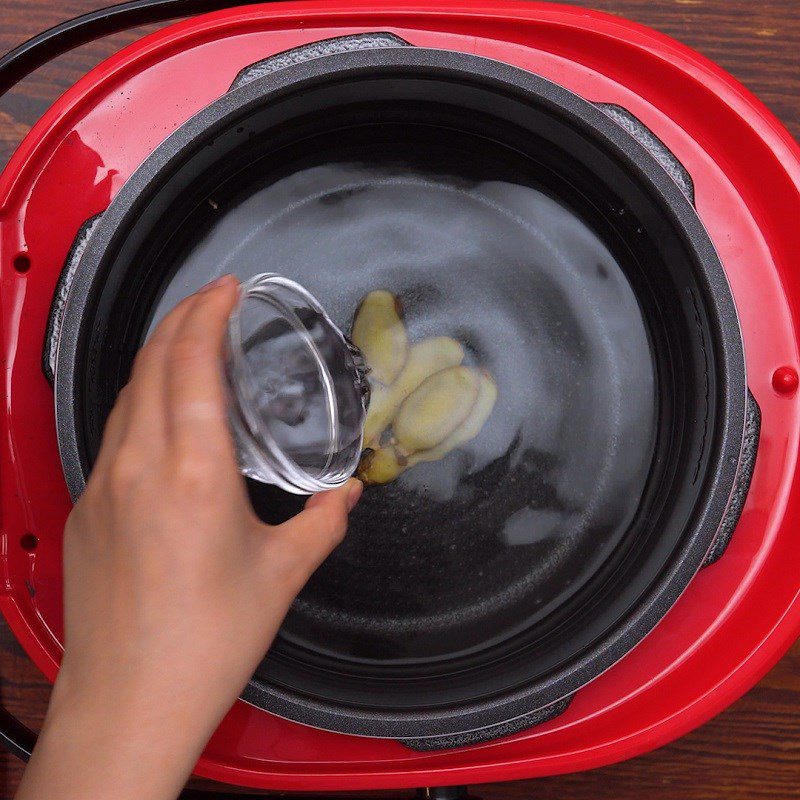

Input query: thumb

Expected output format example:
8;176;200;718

266;478;363;579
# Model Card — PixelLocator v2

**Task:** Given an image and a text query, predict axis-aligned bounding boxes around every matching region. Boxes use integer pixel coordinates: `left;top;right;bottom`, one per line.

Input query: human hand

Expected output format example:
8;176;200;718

17;275;361;800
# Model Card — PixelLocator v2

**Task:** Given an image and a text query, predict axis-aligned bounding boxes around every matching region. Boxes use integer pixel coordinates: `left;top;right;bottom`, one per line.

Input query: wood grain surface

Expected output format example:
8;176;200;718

0;1;798;797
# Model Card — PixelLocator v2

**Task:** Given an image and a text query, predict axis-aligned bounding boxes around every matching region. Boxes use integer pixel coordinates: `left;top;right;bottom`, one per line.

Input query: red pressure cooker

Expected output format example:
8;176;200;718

0;2;799;797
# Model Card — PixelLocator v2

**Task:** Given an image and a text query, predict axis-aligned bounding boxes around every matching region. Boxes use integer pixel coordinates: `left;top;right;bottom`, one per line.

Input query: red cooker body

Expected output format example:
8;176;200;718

0;1;799;791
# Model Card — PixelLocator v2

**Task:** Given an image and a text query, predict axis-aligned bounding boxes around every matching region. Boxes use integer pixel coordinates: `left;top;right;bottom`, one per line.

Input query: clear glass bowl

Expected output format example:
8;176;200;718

225;274;369;494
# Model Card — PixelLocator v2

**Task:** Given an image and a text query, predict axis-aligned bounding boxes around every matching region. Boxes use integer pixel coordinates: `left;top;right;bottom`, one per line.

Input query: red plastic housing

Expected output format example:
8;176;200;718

0;2;798;791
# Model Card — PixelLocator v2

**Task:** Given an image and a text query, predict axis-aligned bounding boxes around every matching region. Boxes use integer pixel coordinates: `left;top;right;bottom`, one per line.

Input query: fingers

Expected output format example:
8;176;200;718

90;277;238;483
89;384;132;478
101;289;202;454
165;276;239;457
121;295;197;442
267;479;363;577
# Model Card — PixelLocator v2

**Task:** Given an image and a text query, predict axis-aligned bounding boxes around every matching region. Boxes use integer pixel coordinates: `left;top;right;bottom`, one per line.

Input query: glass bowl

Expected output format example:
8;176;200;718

225;273;369;494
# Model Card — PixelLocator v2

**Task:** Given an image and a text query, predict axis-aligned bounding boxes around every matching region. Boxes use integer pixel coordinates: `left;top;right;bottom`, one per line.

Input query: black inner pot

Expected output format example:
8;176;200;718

54;49;745;739
147;121;660;671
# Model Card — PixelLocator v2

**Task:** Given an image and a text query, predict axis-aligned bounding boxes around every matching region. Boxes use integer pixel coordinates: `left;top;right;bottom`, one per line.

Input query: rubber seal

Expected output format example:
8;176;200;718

596;103;695;204
42;214;103;384
230;32;410;91
399;696;573;751
703;390;761;566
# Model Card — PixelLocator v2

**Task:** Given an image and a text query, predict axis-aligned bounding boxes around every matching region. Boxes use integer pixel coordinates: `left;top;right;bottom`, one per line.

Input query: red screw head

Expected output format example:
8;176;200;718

772;366;799;395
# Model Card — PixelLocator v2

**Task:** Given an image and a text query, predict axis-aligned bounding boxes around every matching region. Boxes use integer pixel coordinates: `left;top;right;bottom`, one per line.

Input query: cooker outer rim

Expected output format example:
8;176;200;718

52;45;747;739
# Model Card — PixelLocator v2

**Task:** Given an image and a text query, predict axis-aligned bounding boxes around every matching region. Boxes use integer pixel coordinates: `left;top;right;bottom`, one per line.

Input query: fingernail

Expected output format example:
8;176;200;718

199;274;234;293
346;479;363;512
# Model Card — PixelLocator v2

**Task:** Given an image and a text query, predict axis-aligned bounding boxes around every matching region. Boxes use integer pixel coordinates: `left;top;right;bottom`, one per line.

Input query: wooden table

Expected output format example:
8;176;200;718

1;1;798;797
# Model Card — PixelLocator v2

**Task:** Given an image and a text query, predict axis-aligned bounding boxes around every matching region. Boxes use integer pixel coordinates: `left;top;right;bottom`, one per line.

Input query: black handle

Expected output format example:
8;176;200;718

0;703;36;762
229;31;409;91
0;0;271;98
